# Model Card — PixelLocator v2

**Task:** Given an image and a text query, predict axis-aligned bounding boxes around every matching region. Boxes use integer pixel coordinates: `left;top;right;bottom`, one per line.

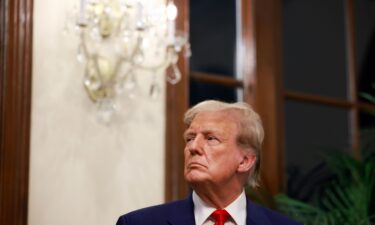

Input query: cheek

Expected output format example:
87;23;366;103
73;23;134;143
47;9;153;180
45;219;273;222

184;147;189;156
213;150;242;168
183;150;188;162
184;147;192;163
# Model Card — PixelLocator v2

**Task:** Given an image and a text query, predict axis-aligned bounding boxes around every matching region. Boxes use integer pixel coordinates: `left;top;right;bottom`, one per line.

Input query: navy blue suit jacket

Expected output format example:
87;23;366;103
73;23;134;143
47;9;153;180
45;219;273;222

116;195;301;225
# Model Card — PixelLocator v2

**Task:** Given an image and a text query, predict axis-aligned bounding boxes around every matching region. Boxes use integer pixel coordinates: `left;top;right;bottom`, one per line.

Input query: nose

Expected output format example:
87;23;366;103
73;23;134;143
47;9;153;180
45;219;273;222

186;135;204;155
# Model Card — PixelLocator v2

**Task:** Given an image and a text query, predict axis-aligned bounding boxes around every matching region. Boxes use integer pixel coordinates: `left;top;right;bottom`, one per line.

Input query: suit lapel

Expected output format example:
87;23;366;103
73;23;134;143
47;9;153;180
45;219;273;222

167;195;196;225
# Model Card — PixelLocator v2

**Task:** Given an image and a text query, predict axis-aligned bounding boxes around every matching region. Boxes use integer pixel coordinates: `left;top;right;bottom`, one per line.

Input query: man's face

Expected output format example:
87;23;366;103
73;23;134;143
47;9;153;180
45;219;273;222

183;110;249;186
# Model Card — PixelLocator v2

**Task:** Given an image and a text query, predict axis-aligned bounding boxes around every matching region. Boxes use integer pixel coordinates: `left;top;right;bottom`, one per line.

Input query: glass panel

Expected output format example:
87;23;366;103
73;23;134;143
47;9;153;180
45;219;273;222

189;0;236;78
284;100;350;201
282;0;348;99
359;110;375;159
356;0;375;180
189;0;237;106
356;0;375;101
360;110;375;129
189;81;237;106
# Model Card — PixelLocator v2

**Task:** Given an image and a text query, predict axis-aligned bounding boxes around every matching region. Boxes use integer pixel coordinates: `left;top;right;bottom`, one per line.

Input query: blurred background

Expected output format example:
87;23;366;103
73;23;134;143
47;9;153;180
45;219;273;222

1;0;375;224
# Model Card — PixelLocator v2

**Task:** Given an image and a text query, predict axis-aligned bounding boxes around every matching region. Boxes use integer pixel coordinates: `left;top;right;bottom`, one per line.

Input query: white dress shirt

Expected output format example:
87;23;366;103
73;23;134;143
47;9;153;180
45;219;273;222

192;190;247;225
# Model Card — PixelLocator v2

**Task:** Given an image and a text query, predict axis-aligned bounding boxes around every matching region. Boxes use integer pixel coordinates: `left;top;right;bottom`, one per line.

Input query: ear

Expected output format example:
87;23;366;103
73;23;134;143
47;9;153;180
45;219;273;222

237;151;256;173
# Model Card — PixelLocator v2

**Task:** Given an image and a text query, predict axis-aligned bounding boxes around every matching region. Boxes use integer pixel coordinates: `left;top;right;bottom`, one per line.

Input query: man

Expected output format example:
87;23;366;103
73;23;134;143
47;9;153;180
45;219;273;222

116;100;301;225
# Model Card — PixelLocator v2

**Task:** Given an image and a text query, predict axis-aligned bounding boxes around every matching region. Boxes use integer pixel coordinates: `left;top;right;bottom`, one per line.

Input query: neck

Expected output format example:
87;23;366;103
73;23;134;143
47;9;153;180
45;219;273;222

192;182;244;209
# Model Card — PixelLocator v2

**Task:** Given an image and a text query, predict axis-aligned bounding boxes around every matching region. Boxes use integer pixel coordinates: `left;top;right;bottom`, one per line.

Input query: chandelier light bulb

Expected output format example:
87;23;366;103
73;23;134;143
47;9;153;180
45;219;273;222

166;2;177;21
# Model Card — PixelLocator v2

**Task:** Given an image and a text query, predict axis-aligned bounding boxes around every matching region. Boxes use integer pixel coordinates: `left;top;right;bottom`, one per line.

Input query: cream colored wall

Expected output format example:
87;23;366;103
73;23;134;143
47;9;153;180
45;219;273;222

29;0;165;225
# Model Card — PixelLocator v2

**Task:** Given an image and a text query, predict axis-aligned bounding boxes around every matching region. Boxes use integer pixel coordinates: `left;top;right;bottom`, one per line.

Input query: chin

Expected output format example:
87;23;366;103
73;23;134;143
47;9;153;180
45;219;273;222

185;171;208;184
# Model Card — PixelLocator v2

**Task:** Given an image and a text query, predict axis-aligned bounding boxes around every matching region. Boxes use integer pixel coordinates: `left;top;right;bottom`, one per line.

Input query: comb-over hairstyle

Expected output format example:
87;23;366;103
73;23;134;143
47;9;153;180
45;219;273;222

184;100;264;187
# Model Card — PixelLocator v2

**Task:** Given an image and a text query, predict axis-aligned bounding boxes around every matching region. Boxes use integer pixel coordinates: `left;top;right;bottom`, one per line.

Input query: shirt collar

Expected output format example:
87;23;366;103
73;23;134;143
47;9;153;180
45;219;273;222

192;190;247;225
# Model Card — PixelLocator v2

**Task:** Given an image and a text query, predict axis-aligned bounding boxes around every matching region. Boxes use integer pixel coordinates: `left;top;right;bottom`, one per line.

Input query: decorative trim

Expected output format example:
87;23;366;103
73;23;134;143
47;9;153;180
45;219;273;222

0;0;33;224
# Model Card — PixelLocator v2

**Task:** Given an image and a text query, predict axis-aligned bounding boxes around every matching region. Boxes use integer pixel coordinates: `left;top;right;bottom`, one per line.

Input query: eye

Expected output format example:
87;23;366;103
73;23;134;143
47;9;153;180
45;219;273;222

207;135;220;145
185;135;194;143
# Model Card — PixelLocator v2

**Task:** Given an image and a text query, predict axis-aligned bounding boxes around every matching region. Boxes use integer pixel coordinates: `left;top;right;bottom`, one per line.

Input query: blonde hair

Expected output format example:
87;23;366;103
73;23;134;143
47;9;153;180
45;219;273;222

184;100;264;187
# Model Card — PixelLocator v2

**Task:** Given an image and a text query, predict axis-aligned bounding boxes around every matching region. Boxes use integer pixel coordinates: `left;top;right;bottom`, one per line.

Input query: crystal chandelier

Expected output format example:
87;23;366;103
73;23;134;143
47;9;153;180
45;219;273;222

65;0;190;122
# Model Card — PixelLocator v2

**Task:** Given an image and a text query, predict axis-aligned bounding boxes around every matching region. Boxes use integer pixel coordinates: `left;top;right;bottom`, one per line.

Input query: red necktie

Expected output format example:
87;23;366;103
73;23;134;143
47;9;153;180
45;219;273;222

210;209;231;225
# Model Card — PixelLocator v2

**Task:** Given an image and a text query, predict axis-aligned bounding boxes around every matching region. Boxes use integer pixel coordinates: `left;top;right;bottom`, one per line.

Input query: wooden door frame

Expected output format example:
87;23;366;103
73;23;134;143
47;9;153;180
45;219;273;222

250;0;285;195
0;0;33;224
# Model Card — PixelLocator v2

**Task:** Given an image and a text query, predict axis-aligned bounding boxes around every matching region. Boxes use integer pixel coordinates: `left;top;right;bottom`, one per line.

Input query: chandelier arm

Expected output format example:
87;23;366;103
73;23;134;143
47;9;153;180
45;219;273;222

115;12;127;36
91;54;106;85
112;57;124;81
80;28;90;59
131;35;143;59
132;46;175;71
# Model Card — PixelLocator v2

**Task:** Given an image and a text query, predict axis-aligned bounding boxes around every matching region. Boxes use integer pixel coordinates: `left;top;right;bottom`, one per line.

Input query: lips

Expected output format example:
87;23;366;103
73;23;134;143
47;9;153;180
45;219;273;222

187;162;206;169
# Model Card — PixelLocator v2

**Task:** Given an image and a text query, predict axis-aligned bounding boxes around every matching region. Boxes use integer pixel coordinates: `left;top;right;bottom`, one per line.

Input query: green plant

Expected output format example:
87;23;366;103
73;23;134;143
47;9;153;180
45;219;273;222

276;150;375;225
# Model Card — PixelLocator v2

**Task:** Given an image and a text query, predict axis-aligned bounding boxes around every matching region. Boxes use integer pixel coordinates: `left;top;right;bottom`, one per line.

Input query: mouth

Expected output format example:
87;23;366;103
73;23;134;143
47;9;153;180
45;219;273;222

187;162;206;169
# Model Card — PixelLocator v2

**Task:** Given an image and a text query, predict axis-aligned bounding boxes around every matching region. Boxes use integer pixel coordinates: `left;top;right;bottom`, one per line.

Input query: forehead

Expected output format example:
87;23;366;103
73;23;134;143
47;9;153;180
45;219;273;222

186;110;240;133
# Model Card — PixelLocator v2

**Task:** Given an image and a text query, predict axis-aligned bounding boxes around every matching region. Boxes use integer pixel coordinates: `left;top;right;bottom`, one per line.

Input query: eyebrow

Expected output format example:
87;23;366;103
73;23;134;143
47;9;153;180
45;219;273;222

183;128;222;138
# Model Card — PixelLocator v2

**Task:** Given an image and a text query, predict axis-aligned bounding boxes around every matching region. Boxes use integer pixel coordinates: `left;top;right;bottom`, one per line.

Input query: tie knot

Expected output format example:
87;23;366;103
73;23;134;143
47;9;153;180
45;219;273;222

210;209;231;225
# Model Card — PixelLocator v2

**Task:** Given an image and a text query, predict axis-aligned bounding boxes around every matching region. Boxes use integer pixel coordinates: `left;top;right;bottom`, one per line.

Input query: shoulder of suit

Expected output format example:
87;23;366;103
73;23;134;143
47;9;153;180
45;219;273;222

128;198;188;215
247;200;302;225
116;198;191;224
